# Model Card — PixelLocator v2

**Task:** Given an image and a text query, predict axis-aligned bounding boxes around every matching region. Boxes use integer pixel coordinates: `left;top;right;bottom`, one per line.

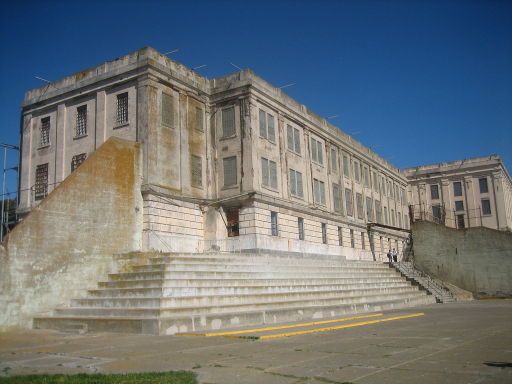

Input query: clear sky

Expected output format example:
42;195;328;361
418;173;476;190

0;0;511;196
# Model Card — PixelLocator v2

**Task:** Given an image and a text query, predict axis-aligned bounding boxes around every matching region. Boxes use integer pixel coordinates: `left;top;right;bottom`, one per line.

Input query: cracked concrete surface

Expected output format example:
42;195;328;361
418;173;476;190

1;301;511;383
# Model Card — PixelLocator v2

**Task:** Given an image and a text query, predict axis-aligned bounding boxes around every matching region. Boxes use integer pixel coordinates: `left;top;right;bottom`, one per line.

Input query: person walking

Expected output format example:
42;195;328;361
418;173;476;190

387;249;392;263
392;248;398;262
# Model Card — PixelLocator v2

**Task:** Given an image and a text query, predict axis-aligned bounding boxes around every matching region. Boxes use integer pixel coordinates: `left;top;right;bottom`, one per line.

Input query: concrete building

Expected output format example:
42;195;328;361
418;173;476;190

18;46;410;260
404;155;512;231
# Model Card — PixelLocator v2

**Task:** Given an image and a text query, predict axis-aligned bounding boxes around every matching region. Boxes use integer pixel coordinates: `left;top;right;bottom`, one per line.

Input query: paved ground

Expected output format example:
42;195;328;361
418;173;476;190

1;300;511;384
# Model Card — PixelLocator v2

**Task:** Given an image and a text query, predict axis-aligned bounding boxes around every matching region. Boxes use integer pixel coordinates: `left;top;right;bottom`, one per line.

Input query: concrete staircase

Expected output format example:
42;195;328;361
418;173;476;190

33;252;436;335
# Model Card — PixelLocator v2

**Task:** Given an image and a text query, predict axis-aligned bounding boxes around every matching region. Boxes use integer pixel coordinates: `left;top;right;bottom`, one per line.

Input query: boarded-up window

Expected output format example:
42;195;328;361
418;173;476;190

366;196;373;221
161;93;174;127
116;92;129;125
313;178;326;205
222;107;235;138
71;153;87;172
310;137;323;164
345;188;353;217
195;106;203;131
35;163;48;201
287;125;301;154
261;157;278;189
40;117;50;147
259;109;275;142
289;169;303;197
333;183;342;213
356;193;364;220
76;105;87;137
223;156;237;187
191;155;202;187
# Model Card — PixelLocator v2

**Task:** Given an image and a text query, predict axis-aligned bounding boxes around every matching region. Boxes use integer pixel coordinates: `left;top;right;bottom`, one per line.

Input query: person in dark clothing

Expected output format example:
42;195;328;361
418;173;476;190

387;250;392;263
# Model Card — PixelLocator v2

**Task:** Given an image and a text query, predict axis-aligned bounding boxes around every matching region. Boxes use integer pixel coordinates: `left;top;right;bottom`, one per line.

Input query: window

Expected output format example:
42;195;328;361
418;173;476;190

222;106;235;138
481;199;491;215
345;188;353;217
161;93;174;127
310;138;323;164
384;206;388;224
313;179;326;205
76;105;87;137
391;209;395;226
286;125;301;154
195;106;203;131
356;193;364;220
191;155;202;187
289;169;303;197
330;147;337;172
453;181;463;197
116;92;129;125
338;226;343;246
398;214;402;228
363;166;370;188
298;217;305;240
343;154;350;178
261;158;278;189
40;117;50;147
71;153;87;172
373;171;378;191
271;211;278;236
361;232;365;250
366;197;373;222
456;214;465;229
394;185;399;201
375;200;382;224
455;200;464;212
432;204;442;222
332;183;342;213
34;163;48;201
223;156;237;187
404;214;409;229
479;178;488;194
321;223;327;244
354;161;361;182
350;229;355;248
387;180;391;197
259;109;275;142
401;188;406;205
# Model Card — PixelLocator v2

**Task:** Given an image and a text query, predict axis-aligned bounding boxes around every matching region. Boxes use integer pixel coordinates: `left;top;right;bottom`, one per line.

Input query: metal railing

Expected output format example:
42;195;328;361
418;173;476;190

409;203;489;230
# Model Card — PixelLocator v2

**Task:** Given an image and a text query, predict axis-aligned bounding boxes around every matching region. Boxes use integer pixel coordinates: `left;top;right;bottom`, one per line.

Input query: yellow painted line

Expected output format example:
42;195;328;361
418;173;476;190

257;312;425;340
178;313;384;337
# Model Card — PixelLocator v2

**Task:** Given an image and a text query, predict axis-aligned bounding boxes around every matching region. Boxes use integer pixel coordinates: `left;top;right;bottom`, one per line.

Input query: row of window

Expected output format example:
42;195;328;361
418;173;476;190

432;198;492;216
430;178;489;200
270;211;399;250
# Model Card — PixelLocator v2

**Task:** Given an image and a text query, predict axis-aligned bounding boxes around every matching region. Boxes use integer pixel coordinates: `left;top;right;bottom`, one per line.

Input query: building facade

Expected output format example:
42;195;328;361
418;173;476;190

404;156;512;231
19;47;411;260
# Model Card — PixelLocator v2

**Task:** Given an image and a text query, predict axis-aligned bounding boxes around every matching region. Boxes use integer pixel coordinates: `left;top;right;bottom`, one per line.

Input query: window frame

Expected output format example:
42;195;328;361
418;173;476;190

221;106;236;138
75;105;87;138
259;109;276;143
479;177;489;194
261;157;278;190
40;117;51;147
289;168;304;198
222;156;237;187
286;125;301;155
115;92;129;126
481;198;491;216
313;178;326;206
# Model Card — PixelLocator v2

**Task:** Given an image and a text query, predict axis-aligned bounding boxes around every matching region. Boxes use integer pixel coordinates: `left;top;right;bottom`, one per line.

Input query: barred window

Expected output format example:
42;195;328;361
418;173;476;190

191;155;202;187
223;156;237;187
271;211;278;236
161;93;174;127
76;105;87;137
366;196;373;222
222;107;235;138
261;157;278;189
259;109;275;142
330;147;337;173
350;229;355;248
338;226;343;246
40;117;50;147
332;183;342;213
116;92;129;125
356;193;364;220
313;178;326;205
361;232;366;250
289;169;303;197
195;106;203;132
345;188;353;217
298;217;305;240
71;153;87;172
310;138;323;164
287;125;301;154
35;163;48;201
321;223;327;244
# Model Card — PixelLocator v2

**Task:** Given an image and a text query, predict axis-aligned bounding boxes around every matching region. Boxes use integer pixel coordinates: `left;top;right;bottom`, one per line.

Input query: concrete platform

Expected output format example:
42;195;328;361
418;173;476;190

3;300;512;384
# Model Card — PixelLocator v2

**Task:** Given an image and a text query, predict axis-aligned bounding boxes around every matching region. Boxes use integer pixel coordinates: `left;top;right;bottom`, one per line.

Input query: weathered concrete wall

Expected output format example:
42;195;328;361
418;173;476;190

412;221;512;298
0;138;142;329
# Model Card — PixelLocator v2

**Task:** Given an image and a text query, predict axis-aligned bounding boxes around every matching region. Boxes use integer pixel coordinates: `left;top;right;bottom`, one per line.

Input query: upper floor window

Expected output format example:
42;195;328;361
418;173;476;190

259;109;275;142
289;169;304;198
342;154;350;178
223;156;237;187
354;161;361;183
286;125;301;154
330;147;338;173
221;106;235;138
366;197;373;222
430;184;439;200
356;192;364;220
332;183;342;213
373;171;378;191
71;153;87;172
453;181;463;197
161;93;174;127
76;105;87;137
261;157;278;189
345;188;353;217
455;200;464;212
40;117;50;147
313;178;326;205
363;166;370;188
116;92;129;125
35;163;48;201
195;107;204;132
481;199;491;215
310;138;323;165
191;155;202;188
479;177;488;194
375;200;382;224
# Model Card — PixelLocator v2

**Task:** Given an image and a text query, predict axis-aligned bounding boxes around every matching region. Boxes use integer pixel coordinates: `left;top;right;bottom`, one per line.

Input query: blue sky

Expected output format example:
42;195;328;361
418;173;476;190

1;0;511;197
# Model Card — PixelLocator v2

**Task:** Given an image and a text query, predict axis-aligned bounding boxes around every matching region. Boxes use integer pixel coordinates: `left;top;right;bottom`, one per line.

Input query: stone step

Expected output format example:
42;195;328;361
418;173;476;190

88;281;413;297
38;295;435;335
98;276;408;289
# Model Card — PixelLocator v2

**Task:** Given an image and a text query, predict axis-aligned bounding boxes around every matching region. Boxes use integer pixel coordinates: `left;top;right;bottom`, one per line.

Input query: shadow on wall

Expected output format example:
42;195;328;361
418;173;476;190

412;221;512;298
0;138;143;329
